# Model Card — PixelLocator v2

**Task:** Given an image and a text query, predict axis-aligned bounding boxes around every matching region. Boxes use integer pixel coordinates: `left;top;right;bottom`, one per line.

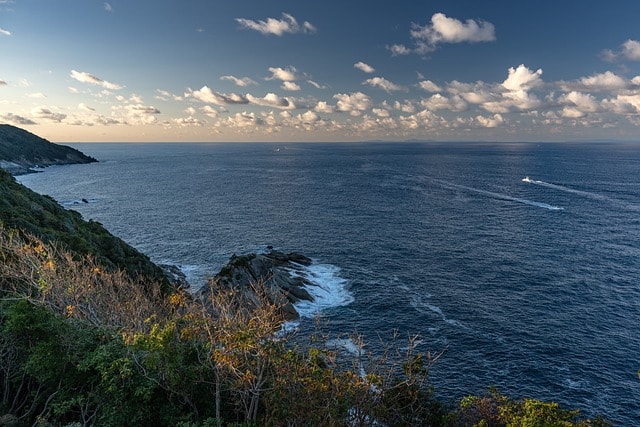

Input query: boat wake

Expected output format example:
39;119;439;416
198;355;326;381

434;179;564;211
522;176;640;211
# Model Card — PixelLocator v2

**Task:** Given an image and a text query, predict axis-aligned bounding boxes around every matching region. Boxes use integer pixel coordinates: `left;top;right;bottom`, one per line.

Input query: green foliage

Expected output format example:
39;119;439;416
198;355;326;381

0;168;169;289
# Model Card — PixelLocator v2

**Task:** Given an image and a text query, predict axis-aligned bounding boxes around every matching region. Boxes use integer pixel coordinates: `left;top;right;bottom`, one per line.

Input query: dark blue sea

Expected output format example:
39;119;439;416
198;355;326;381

18;142;640;425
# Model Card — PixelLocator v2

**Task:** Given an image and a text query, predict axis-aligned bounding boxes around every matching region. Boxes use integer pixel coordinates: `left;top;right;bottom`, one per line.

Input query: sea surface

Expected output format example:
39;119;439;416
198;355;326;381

18;141;640;424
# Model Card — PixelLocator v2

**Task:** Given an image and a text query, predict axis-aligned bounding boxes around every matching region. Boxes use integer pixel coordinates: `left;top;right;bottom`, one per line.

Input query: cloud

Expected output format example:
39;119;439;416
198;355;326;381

363;77;405;93
412;13;496;46
220;75;258;87
334;92;372;116
70;70;123;90
187;86;249;106
475;113;504;128
126;104;161;115
314;101;334;114
502;64;543;92
31;107;67;123
246;93;296;109
0;28;11;36
236;13;316;36
0;80;6;86
1;113;37;125
354;62;375;73
421;93;468;112
267;66;297;81
155;89;184;101
602;39;640;62
387;44;411;56
78;103;95;112
579;71;627;91
307;80;327;89
103;2;113;12
27;92;46;99
418;80;442;92
282;81;301;91
174;116;204;127
201;105;219;118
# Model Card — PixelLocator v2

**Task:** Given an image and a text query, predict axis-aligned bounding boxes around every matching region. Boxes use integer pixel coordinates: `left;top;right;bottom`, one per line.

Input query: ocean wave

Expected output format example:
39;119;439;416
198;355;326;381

288;262;354;319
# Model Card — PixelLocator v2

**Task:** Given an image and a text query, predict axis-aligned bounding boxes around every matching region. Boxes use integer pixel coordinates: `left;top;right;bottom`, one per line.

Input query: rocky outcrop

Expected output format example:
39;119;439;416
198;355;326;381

199;250;315;320
0;124;97;174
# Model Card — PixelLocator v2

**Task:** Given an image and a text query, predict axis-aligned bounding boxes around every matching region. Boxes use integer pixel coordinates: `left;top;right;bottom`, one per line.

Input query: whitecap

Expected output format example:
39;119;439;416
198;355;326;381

288;262;354;319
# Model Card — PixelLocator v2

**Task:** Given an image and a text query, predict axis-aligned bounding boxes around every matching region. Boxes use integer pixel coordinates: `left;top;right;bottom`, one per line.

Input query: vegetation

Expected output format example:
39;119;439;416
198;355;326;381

0;169;168;288
0;164;612;426
0;124;96;173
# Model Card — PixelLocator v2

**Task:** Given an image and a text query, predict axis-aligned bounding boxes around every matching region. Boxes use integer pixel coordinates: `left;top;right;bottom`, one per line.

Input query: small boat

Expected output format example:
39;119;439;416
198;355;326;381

522;176;533;183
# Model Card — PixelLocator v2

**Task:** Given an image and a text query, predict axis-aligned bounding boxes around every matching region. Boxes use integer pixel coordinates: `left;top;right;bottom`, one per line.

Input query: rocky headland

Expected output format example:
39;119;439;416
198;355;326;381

199;250;316;320
0;124;97;174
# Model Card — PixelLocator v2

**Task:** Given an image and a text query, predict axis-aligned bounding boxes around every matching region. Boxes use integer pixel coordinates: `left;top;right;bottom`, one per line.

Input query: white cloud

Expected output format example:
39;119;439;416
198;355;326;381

603;39;640;62
245;93;296;109
174;116;204;127
372;108;390;117
314;101;334;114
236;13;316;36
185;107;197;115
363;77;405;93
103;2;113;12
78;103;95;112
201;105;219;118
408;13;495;54
421;93;468;112
267;66;297;81
579;71;627;91
156;89;184;101
27;92;46;99
282;81;301;91
334;92;371;116
354;62;375;73
0;80;6;87
0;28;11;36
187;86;248;105
418;80;442;92
223;112;264;128
220;75;258;87
126;104;161;115
70;70;123;90
394;100;416;113
475;113;504;128
387;44;411;56
307;80;327;89
502;64;543;92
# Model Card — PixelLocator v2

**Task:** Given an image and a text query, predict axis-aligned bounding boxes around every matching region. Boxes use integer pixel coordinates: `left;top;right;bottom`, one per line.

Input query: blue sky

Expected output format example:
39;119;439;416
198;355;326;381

2;1;640;142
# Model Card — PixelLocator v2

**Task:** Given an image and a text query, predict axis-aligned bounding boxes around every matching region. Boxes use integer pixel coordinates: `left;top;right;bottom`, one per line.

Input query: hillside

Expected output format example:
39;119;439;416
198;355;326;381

0;124;96;174
0;168;168;287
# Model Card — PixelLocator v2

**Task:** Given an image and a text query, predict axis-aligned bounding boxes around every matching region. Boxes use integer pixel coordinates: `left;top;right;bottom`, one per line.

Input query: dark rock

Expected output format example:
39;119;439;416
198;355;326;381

199;249;316;321
160;264;190;291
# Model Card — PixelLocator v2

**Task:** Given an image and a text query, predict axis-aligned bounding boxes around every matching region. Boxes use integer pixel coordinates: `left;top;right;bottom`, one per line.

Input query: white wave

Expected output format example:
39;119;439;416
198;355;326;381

409;294;466;329
434;179;564;211
288;262;354;319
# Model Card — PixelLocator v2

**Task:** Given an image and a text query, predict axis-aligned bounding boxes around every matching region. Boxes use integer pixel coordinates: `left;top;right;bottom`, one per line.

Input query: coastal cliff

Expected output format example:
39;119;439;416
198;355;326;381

0;124;96;174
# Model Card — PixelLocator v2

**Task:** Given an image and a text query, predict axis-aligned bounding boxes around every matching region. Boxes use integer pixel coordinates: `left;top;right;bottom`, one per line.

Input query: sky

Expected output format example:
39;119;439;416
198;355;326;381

2;1;640;143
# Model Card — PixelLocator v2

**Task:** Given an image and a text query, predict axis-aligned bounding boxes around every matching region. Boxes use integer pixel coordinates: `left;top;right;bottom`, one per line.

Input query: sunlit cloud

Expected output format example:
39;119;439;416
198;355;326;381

307;80;327;89
236;13;316;36
0;28;11;36
393;13;495;55
354;62;375;73
78;103;95;112
103;2;113;12
418;80;442;92
245;93;297;109
27;92;46;99
267;66;297;82
363;77;406;93
602;39;640;62
0;80;7;87
186;86;249;106
70;70;123;90
334;92;372;116
220;75;258;87
282;81;301;91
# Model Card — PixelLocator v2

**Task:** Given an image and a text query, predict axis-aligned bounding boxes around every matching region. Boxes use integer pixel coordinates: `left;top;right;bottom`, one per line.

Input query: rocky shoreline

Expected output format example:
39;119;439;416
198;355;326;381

198;249;317;320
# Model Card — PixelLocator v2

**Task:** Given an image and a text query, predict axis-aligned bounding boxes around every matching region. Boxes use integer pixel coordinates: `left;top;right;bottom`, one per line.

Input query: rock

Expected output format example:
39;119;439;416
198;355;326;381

160;264;190;291
199;249;316;321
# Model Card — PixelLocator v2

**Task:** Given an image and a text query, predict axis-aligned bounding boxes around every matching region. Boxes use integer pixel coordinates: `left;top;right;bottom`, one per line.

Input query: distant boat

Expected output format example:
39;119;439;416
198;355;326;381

522;176;533;183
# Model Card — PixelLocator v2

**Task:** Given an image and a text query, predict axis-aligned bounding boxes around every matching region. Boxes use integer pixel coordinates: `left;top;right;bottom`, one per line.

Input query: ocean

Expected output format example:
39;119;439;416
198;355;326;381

17;141;640;424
